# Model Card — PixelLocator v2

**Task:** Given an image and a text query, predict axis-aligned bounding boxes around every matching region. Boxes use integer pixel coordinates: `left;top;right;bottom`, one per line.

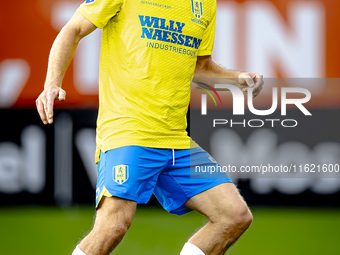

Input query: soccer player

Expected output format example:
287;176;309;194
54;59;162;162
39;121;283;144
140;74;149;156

36;0;264;254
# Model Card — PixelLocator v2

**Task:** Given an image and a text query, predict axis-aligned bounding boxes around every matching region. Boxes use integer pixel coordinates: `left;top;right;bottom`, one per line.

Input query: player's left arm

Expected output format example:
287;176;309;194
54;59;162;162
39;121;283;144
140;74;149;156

193;55;264;98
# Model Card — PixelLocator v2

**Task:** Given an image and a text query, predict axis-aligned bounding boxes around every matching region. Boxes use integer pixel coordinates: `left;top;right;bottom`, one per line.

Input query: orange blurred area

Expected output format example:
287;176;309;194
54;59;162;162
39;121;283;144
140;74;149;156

0;0;339;109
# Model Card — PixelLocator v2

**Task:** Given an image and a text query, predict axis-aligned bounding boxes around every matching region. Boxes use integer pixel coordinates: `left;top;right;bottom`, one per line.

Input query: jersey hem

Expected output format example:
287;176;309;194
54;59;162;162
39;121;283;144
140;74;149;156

197;50;213;56
95;138;199;163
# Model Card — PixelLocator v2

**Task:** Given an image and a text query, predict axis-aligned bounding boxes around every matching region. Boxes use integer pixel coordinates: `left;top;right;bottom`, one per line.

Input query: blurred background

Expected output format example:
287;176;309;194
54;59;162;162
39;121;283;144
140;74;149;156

0;0;340;254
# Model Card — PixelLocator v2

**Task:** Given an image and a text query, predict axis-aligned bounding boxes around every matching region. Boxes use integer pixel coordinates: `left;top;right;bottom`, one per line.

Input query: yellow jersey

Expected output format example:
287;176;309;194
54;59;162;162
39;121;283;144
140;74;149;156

77;0;216;163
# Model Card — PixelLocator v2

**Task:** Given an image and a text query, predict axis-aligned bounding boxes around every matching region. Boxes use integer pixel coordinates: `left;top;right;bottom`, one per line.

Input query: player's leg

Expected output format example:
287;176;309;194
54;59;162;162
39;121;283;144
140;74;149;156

74;196;136;255
153;147;252;255
72;146;168;255
182;182;252;255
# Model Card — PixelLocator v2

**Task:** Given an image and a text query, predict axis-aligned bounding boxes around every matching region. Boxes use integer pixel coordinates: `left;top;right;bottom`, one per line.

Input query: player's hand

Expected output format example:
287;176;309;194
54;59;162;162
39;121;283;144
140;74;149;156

238;72;264;98
36;86;66;124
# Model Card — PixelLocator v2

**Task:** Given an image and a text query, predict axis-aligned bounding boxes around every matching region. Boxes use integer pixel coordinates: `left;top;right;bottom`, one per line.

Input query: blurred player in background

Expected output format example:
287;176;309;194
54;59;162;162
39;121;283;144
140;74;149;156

36;0;263;254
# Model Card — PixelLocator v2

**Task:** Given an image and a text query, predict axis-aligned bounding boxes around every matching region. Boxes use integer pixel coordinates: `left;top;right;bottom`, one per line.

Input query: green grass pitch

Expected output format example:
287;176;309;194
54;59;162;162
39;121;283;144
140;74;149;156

0;206;339;255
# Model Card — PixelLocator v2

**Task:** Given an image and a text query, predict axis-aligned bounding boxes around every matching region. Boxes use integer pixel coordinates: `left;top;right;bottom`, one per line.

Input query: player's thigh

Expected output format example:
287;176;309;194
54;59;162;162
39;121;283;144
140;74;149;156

93;196;137;233
184;183;251;223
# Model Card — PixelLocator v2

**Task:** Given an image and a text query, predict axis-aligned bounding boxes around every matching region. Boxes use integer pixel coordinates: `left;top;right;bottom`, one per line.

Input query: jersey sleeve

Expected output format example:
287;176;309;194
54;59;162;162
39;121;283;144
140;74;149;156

77;0;124;29
197;4;217;56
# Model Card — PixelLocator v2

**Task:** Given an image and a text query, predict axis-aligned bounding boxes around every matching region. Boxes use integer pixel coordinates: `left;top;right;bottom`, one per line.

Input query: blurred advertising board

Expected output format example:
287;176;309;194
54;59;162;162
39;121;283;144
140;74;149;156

1;106;340;206
0;110;98;206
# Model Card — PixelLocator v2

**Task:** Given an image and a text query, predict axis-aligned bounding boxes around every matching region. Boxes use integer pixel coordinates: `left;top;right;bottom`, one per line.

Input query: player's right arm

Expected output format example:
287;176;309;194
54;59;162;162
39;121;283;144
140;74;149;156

36;12;96;125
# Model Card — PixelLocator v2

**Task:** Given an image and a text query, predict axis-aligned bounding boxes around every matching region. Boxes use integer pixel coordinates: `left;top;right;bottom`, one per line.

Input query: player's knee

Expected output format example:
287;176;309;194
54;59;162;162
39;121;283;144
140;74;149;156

111;222;129;239
216;202;253;233
101;220;130;241
230;205;252;232
235;206;253;230
94;216;131;241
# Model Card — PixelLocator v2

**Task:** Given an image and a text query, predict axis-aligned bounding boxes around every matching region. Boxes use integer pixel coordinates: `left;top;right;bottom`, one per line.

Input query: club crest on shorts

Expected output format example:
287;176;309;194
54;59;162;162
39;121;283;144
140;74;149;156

113;165;129;184
191;0;203;19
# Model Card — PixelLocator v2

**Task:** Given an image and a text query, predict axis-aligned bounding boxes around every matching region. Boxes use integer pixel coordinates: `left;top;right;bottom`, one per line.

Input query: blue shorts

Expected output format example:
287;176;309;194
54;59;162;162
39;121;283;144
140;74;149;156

96;146;232;215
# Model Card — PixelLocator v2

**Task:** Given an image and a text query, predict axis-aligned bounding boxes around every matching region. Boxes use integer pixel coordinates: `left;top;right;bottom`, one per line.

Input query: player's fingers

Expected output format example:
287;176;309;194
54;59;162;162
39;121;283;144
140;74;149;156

46;91;57;124
242;87;255;97
40;95;48;116
238;73;255;88
253;82;264;97
36;99;48;124
253;83;263;95
253;87;263;98
58;89;66;101
252;73;264;91
251;74;264;98
254;73;264;90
